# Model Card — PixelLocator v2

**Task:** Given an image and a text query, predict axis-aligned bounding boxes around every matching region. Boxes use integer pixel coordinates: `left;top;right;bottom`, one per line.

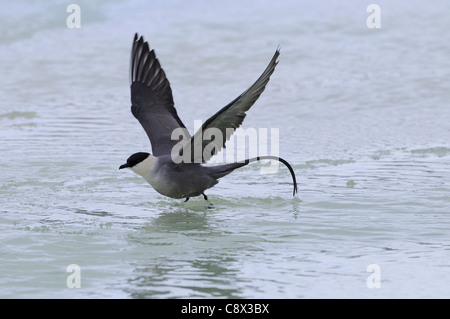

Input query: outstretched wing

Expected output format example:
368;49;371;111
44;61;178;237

130;33;190;156
174;48;280;164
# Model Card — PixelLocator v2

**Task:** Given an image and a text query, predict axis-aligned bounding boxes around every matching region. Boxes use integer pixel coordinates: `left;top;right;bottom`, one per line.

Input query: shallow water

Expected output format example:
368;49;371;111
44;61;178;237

1;0;449;298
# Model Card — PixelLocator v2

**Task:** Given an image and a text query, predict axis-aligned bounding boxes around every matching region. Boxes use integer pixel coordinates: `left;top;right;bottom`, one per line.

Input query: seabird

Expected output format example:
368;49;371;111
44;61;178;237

120;33;297;201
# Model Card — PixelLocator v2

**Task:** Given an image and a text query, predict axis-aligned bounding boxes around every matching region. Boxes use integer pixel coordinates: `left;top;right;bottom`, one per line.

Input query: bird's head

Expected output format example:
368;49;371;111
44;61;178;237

119;152;157;177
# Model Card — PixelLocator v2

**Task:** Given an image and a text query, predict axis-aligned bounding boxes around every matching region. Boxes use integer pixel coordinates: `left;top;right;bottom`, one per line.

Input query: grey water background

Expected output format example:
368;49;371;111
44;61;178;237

1;0;449;298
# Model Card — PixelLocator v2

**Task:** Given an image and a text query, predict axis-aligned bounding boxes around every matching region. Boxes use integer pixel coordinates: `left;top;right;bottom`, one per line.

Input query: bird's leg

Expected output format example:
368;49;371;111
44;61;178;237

184;197;190;202
202;193;214;209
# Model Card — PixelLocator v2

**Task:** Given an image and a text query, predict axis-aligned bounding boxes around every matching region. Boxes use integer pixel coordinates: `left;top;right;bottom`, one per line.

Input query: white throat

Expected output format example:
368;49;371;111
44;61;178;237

130;155;158;178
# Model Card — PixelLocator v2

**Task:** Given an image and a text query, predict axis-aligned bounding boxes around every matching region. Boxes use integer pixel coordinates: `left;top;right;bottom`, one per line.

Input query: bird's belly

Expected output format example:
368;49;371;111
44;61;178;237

143;170;191;199
143;165;216;199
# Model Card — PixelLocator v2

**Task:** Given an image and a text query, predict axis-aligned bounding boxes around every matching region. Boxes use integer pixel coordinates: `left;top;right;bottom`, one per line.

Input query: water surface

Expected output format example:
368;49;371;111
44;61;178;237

1;0;449;298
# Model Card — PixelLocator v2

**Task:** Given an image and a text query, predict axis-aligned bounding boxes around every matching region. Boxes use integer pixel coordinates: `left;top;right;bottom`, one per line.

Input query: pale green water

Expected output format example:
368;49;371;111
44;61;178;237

1;0;449;298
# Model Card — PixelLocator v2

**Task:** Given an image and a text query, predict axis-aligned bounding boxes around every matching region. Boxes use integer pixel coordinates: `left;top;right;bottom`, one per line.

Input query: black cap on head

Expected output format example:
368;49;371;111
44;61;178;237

119;152;150;169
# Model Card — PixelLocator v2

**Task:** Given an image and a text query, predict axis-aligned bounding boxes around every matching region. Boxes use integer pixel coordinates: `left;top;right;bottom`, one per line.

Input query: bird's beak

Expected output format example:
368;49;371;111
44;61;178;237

119;163;130;170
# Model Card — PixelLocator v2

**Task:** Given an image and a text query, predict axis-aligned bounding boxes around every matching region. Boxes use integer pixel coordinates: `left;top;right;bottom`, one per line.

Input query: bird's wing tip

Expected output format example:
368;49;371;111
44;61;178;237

273;46;281;65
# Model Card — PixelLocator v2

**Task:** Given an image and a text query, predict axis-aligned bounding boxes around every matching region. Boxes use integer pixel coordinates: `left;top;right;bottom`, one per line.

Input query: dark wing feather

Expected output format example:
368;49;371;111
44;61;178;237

130;33;190;156
174;48;280;163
